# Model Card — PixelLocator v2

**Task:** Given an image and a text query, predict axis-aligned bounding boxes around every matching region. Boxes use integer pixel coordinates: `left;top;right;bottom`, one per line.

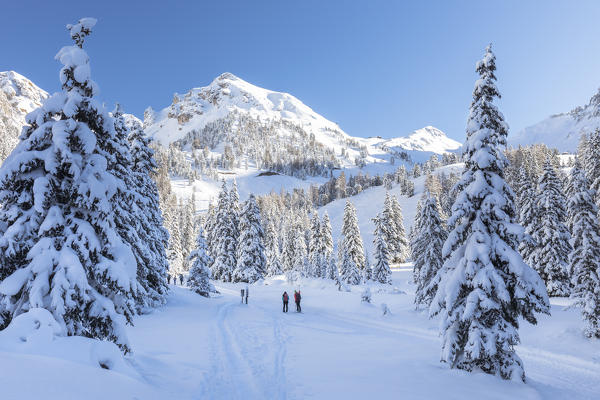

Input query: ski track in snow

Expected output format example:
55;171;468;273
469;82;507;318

198;288;289;400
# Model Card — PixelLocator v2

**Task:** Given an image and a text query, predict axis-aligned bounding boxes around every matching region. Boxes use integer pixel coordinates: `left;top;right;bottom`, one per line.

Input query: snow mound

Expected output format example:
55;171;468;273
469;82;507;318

0;308;139;377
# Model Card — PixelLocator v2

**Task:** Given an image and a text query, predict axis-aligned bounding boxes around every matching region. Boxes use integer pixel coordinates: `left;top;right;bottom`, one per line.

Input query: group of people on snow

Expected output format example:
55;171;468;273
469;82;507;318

282;290;301;313
167;274;185;285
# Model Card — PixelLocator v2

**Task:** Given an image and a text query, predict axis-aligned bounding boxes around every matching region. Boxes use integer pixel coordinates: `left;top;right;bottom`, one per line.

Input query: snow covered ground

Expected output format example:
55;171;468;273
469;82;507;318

2;266;598;400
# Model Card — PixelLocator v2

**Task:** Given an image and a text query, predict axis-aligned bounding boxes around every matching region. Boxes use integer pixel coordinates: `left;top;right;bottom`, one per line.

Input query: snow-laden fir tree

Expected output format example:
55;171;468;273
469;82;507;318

372;214;392;284
430;45;550;381
516;168;537;265
281;222;296;273
308;212;323;278
264;220;283;276
233;195;266;283
0;19;141;352
338;201;365;285
180;197;196;268
320;212;335;279
530;160;571;297
412;193;446;308
567;162;600;338
187;226;214;297
204;201;218;258
210;181;237;282
390;195;409;263
584;128;600;205
127;117;169;308
166;204;185;281
364;250;372;281
380;193;399;261
288;227;308;282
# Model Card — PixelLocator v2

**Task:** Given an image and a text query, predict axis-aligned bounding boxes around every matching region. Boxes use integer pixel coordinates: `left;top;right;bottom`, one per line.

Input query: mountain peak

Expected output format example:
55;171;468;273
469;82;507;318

511;86;600;152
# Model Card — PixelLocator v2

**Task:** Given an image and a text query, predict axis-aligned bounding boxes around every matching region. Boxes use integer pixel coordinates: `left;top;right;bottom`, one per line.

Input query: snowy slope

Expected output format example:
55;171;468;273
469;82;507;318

322;163;463;256
0;71;48;160
510;88;600;153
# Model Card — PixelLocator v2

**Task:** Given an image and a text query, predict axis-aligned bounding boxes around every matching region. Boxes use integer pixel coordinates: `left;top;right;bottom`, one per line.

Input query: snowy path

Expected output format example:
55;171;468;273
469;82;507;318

125;275;600;400
198;289;289;399
4;270;600;399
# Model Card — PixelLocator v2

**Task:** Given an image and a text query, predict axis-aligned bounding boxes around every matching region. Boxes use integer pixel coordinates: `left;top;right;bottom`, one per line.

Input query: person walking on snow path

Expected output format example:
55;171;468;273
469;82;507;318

240;289;245;303
245;284;249;304
294;290;302;313
282;291;289;313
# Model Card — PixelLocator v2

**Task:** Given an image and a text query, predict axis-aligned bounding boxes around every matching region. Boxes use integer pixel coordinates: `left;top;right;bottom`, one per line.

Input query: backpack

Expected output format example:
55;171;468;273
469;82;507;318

283;293;289;302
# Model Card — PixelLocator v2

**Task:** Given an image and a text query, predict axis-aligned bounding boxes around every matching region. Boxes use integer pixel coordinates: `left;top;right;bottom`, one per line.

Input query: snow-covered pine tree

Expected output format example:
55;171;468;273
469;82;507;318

109;106;169;311
180;197;196;268
233;194;266;283
430;45;550;381
288;226;308;281
211;181;237;282
0;19;140;352
166;203;185;281
320;212;334;279
187;226;214;297
229;179;241;236
339;201;365;285
381;193;399;261
308;212;323;278
516;168;537;265
584;128;600;205
412;193;446;308
264;220;283;276
530;159;571;297
128;118;170;307
567;163;600;338
390;195;409;263
372;214;392;284
204;201;218;258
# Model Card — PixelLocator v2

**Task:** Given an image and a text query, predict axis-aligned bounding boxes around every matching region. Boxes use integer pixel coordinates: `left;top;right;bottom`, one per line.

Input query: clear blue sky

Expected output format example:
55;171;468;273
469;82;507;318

2;0;600;142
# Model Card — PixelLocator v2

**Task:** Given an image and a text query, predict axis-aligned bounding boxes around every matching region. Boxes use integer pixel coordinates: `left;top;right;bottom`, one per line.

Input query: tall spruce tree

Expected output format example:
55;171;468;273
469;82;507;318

211;181;237;282
0;19;140;352
308;212;323;278
320;213;336;280
430;45;550;381
530;160;571;296
187;226;214;297
567;163;600;338
381;193;399;262
390;195;409;263
264;220;283;276
584;128;600;205
516;168;537;265
413;193;446;308
339;201;365;285
372;214;392;284
127;118;169;307
233;195;266;283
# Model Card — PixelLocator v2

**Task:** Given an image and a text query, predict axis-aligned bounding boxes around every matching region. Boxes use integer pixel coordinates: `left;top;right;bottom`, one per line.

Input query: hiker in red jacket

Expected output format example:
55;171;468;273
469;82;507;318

282;291;289;313
294;290;302;313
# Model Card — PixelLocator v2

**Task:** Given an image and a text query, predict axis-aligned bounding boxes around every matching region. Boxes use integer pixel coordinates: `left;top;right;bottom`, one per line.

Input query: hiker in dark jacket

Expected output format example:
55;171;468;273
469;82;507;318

294;290;302;312
282;292;289;313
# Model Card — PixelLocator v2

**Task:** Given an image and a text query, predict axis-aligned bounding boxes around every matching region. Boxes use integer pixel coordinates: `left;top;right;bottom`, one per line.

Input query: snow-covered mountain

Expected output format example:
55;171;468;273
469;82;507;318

145;72;459;169
0;71;48;160
510;88;600;153
374;126;461;153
